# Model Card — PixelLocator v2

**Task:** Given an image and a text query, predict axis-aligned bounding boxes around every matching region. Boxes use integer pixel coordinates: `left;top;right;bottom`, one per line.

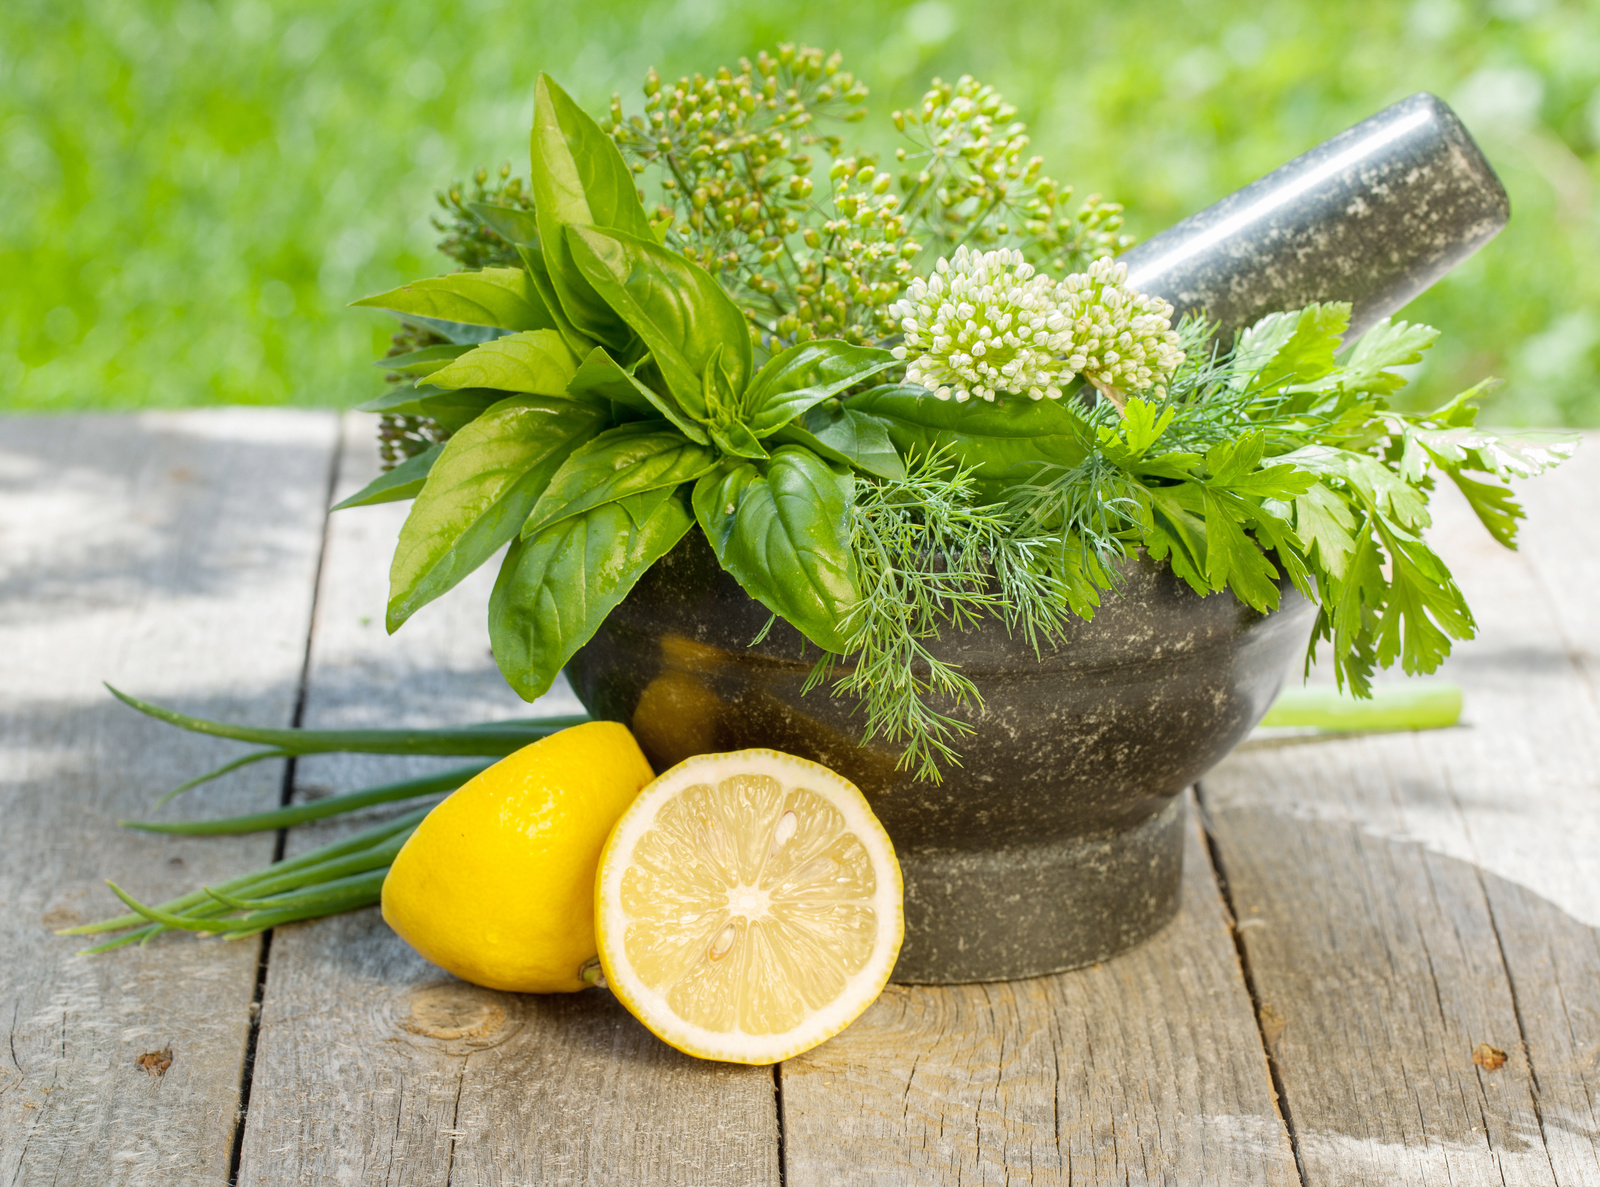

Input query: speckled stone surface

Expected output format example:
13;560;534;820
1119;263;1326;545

567;534;1316;983
1122;92;1508;342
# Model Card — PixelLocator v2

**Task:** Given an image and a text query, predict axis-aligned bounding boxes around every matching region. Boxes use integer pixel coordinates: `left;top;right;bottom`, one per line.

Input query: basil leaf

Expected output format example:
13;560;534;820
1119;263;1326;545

352;268;554;334
772;402;907;480
389;316;514;346
388;395;607;631
846;384;1090;497
568;346;708;442
489;487;693;701
427;329;581;395
469;201;539;248
516;244;594;359
529;74;653;350
745;341;897;436
375;344;472;378
701;342;739;423
523;421;717;537
566;224;752;416
331;444;443;511
356;386;505;434
692;446;862;653
709;419;769;460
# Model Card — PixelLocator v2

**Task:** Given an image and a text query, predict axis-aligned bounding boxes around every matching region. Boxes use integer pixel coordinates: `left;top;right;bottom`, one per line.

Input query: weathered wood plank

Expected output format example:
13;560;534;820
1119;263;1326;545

1199;463;1600;1184
0;411;337;1185
781;795;1299;1186
1463;441;1600;1185
236;414;781;1187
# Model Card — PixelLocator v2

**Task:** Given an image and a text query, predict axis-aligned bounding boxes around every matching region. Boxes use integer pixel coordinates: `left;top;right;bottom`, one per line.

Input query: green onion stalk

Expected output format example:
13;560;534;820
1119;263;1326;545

64;689;590;951
65;681;1461;951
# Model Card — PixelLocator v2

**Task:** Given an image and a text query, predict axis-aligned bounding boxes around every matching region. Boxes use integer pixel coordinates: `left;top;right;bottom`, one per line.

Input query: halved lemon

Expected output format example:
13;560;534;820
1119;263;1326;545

595;749;903;1065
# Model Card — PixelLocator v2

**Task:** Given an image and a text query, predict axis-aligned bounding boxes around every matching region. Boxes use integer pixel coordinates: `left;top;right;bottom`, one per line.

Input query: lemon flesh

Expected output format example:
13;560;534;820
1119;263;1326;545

381;721;654;994
596;749;902;1064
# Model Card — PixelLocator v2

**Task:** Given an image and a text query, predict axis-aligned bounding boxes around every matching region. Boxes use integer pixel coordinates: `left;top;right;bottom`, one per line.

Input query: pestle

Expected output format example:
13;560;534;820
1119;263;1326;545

1121;92;1509;342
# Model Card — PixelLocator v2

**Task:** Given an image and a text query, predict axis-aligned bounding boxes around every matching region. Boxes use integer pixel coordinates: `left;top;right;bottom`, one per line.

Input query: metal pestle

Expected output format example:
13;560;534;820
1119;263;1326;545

1121;92;1509;342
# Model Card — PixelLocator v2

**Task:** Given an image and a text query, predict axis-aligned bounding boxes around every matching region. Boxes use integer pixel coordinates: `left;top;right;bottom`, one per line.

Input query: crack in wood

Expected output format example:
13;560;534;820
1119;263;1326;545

229;417;343;1187
1196;783;1309;1187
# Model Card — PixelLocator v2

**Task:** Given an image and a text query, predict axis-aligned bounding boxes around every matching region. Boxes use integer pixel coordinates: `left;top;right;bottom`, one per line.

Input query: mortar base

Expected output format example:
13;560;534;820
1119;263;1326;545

891;794;1187;984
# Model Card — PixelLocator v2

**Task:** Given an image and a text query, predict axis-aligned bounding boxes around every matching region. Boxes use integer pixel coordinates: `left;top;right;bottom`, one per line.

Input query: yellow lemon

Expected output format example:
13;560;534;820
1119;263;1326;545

595;749;903;1064
381;721;654;993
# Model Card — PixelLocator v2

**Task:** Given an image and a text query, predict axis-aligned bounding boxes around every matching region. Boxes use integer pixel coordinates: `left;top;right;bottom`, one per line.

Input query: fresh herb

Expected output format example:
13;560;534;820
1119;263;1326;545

808;448;1070;781
433;162;536;272
339;58;1575;781
67;47;1577;957
602;50;1131;351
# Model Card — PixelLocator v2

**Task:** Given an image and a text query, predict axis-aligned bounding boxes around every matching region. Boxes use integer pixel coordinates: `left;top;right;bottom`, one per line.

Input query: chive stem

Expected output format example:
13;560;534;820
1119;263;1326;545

110;684;587;759
62;806;429;936
126;763;486;834
1260;683;1462;732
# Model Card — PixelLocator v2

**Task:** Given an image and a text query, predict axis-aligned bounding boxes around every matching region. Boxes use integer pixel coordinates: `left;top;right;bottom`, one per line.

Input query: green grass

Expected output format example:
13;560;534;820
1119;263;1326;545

4;0;1599;422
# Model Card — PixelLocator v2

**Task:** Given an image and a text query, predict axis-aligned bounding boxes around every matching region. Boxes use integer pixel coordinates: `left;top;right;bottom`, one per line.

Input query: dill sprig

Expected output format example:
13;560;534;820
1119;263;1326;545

811;450;1071;782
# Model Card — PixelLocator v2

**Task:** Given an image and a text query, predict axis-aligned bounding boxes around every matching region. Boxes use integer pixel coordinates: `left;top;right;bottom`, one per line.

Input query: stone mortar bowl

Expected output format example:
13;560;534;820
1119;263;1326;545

567;532;1316;983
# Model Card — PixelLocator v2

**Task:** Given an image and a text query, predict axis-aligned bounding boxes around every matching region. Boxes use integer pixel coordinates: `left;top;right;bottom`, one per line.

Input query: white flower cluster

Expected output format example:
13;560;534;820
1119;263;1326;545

889;247;1184;403
1057;258;1186;398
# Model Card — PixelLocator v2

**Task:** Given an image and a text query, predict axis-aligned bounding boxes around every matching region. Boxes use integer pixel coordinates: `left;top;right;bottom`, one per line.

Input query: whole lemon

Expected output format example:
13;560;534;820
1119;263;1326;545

381;721;654;993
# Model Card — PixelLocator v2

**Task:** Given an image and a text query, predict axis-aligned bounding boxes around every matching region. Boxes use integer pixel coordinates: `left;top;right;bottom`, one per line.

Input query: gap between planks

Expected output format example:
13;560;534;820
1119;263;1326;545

225;414;344;1187
1195;786;1310;1187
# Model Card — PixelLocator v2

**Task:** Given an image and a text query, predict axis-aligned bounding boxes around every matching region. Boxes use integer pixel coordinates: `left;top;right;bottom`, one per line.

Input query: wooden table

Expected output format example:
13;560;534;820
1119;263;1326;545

2;410;1597;1186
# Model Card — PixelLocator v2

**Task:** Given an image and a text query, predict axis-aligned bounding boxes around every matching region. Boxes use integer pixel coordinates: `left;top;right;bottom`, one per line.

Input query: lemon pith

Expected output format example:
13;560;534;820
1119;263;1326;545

596;749;902;1065
381;721;654;993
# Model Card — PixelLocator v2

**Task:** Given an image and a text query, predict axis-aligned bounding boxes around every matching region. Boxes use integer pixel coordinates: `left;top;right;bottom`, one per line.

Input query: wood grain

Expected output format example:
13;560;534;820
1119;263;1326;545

1467;441;1600;1185
0;411;337;1185
1199;460;1600;1184
781;796;1299;1186
235;414;781;1187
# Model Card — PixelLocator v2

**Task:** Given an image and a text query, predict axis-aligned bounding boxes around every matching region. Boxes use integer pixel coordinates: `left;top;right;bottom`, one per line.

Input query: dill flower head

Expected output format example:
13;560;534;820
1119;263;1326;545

890;246;1066;403
890;248;1184;403
1055;257;1185;399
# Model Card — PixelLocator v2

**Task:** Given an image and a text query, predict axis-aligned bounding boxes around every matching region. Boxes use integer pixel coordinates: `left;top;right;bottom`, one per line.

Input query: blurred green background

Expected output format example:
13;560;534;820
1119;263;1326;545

5;0;1599;423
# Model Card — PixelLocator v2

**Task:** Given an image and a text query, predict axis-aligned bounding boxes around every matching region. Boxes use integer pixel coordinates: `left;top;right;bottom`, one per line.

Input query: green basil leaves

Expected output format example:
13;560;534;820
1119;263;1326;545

567;224;752;413
352;267;555;336
745;341;896;436
523;422;717;536
529;74;654;350
387;395;607;631
353;72;906;692
847;384;1091;497
692;447;862;652
489;488;694;701
427;330;581;395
